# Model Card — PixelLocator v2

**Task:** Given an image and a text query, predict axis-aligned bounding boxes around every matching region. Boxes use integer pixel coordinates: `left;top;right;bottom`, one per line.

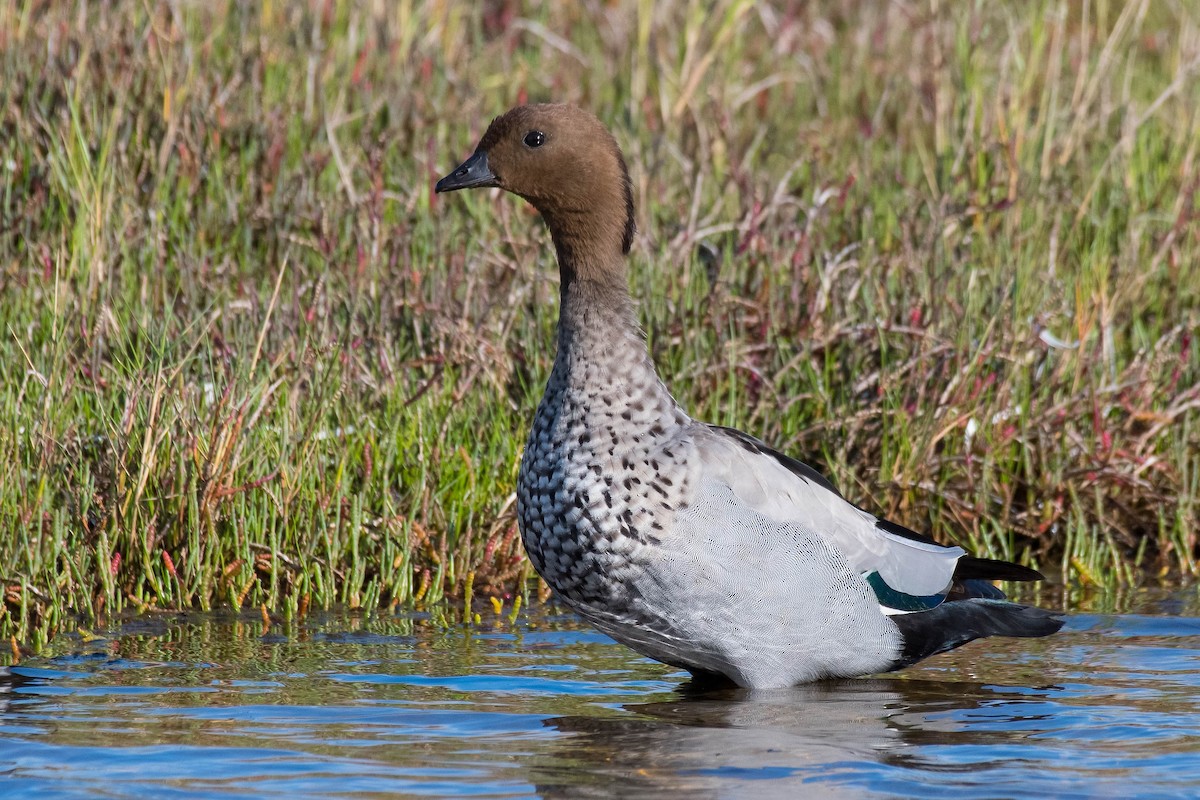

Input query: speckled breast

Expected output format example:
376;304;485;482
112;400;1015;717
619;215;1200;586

516;377;689;610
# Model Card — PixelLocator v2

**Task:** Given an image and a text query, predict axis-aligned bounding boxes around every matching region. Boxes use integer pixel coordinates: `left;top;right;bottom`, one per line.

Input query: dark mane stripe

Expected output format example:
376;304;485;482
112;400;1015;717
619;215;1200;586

618;153;636;254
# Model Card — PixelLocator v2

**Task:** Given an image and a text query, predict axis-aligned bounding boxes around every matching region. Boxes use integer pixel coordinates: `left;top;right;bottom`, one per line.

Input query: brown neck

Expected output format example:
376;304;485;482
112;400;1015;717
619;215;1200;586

547;209;640;352
553;253;650;394
548;232;675;424
545;210;629;290
534;146;635;289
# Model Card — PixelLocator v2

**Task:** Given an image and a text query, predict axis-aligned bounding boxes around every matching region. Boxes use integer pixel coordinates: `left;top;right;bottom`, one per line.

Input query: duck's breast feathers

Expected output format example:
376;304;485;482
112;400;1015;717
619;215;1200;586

691;424;966;608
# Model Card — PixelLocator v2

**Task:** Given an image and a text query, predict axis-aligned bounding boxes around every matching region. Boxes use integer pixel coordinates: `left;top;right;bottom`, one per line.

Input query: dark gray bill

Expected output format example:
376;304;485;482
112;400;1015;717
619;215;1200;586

435;151;498;193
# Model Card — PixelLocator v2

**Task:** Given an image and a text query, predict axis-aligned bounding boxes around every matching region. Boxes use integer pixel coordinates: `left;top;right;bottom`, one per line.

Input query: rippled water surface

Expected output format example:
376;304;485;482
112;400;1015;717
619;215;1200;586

3;589;1200;798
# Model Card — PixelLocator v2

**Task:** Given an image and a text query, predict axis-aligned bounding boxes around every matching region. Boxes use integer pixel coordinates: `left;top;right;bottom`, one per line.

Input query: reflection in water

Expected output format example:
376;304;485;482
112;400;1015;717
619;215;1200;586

535;679;1047;799
0;665;39;714
0;590;1198;798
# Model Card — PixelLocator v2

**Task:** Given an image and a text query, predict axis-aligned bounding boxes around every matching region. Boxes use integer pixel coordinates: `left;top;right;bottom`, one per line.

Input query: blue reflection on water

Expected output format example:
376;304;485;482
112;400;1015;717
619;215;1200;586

0;591;1199;798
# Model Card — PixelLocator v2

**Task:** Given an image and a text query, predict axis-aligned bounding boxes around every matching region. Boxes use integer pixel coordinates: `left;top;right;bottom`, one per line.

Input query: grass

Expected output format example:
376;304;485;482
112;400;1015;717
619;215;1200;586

0;0;1197;646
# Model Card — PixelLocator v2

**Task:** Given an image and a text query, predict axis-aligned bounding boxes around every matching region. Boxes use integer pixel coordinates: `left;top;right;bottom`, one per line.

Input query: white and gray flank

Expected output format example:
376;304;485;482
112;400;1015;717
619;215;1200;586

436;103;1062;689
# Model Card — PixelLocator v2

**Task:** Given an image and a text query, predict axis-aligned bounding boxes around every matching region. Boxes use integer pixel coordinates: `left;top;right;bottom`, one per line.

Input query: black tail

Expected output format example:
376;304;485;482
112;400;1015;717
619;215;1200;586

890;599;1064;669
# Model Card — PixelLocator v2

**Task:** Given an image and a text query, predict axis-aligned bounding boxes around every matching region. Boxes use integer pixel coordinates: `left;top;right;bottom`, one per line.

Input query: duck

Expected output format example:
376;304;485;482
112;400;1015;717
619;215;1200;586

436;103;1062;689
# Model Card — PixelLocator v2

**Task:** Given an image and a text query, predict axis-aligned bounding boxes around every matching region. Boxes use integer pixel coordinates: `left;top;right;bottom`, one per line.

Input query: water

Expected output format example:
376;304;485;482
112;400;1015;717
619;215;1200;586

2;589;1200;798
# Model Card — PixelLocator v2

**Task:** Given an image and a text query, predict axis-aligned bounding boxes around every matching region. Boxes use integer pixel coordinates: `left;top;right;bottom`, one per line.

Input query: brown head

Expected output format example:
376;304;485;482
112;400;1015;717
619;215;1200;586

436;104;636;287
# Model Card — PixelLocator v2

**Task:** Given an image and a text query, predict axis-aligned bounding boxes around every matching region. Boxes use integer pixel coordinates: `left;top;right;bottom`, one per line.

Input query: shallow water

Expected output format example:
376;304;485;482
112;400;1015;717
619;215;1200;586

2;589;1200;798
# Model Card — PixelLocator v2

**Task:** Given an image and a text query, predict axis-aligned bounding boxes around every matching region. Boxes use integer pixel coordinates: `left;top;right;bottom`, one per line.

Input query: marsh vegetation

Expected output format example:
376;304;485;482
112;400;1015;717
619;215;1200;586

1;0;1197;644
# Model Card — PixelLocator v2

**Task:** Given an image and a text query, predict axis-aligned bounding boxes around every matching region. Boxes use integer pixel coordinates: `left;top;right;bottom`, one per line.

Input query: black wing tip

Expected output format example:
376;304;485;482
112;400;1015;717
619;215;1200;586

873;522;1049;586
954;556;1046;583
891;599;1064;669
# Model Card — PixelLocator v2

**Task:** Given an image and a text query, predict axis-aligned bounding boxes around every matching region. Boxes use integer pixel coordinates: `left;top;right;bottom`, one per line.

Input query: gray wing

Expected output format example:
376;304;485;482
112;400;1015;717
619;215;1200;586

692;424;965;612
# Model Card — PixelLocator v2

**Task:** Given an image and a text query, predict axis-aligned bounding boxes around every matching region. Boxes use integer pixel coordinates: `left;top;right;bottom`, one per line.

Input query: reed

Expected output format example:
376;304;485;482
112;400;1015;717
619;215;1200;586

1;0;1197;645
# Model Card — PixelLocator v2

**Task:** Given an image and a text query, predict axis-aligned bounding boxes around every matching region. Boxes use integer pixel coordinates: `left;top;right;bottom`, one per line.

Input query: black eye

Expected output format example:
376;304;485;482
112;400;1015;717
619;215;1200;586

523;130;546;148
